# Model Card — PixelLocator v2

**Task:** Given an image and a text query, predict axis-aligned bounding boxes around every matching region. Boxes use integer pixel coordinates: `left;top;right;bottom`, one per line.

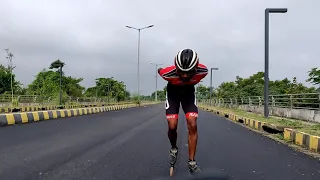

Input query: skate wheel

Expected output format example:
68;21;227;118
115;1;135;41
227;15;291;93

169;166;174;176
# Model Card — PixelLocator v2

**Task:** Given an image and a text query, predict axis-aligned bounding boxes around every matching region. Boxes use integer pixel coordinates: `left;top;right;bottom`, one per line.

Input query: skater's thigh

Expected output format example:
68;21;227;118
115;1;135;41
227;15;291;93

165;85;180;129
181;86;198;123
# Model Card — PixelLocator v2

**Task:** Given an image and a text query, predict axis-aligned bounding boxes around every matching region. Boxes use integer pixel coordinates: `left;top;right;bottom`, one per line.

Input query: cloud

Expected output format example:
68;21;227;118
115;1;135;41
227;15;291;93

0;0;319;95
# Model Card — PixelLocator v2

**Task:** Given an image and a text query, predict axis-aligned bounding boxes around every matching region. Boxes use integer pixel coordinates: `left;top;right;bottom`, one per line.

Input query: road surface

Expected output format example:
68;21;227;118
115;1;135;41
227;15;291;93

0;104;319;180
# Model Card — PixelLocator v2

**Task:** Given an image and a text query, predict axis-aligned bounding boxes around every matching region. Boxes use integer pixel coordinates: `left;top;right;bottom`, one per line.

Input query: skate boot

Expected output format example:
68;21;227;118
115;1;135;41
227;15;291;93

169;147;178;166
188;160;201;175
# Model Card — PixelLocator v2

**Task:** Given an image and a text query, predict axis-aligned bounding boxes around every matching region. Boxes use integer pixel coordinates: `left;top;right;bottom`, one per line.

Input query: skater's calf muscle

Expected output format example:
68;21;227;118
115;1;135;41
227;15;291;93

186;114;198;161
167;118;178;149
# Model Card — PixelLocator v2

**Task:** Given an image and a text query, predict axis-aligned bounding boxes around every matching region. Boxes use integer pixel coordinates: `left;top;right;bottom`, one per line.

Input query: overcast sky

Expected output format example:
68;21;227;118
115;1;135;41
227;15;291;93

0;0;319;95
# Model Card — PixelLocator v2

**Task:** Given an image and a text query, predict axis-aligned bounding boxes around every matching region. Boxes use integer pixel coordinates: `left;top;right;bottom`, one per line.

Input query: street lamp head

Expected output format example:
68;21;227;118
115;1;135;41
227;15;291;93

147;25;154;28
125;25;132;28
266;8;288;13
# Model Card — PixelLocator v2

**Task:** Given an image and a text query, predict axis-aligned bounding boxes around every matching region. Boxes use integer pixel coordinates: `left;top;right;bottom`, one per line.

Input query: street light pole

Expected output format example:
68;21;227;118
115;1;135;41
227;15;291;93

151;62;163;102
209;67;219;106
59;64;63;105
4;49;14;112
126;24;154;106
264;8;287;118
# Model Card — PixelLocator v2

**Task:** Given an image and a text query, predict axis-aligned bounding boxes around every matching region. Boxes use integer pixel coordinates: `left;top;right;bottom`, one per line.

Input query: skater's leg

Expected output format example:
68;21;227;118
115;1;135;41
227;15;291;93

181;86;201;174
165;83;180;151
186;114;201;174
168;118;179;165
181;86;199;161
167;118;178;149
186;113;198;161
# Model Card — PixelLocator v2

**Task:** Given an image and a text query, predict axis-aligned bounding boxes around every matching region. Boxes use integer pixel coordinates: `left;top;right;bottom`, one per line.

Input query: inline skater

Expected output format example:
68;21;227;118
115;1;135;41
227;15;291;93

158;48;208;175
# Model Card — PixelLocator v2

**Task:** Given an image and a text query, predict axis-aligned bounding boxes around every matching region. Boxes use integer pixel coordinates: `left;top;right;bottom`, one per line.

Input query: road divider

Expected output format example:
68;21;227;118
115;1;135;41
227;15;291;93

0;102;150;114
0;102;159;127
284;128;320;153
199;104;320;154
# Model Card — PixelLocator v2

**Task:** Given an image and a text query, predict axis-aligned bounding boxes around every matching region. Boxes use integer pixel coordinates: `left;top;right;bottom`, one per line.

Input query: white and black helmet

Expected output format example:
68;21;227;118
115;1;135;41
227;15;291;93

174;48;199;72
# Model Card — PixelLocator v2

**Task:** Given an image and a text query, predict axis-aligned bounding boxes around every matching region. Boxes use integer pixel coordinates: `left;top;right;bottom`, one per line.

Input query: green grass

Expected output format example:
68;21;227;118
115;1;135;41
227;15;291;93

200;104;320;137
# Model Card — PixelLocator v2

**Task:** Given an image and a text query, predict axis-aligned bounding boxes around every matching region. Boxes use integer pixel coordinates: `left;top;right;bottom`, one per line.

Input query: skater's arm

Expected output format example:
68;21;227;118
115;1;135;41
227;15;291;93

158;65;177;81
196;63;208;80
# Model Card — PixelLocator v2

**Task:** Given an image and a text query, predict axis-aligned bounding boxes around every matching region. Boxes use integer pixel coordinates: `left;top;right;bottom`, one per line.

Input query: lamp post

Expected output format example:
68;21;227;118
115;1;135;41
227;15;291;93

209;67;219;106
3;49;14;112
151;62;163;101
126;24;154;106
264;8;287;118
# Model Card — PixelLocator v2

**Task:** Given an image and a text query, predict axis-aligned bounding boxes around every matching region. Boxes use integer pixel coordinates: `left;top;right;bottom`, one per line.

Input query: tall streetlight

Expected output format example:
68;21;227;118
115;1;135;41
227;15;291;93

209;67;219;106
3;49;14;112
150;62;163;101
49;59;64;105
126;24;154;106
264;8;287;118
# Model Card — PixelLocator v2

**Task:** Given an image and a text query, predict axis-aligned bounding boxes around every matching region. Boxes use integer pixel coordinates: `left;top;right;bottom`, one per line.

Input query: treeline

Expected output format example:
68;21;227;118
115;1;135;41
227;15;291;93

151;68;320;100
0;60;138;103
1;59;319;104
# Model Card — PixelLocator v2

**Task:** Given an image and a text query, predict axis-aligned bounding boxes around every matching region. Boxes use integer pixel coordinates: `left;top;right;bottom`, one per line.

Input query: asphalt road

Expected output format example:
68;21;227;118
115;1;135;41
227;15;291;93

0;104;319;180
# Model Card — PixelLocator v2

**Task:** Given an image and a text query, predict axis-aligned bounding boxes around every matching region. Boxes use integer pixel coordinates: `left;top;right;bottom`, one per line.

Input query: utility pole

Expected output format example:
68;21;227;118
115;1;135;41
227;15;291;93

126;25;154;106
264;8;287;118
59;63;63;105
151;62;163;101
4;49;14;112
210;68;219;105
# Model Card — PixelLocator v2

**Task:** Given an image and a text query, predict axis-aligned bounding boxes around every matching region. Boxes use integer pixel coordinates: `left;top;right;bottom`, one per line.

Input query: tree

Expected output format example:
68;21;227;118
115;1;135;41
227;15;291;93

306;68;320;85
150;86;167;101
27;69;60;96
151;90;166;100
196;84;210;99
0;64;21;94
27;68;85;104
83;87;97;97
212;71;317;99
49;59;65;74
84;77;127;102
64;76;85;97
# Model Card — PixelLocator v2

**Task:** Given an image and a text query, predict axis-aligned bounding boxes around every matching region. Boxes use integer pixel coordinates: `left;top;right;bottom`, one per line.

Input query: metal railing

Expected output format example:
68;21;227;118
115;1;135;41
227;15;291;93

200;93;320;110
0;94;155;107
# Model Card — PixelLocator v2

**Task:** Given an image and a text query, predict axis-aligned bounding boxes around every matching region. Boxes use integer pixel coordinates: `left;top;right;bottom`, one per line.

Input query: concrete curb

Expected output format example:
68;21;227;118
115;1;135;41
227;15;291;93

199;105;320;154
284;128;320;153
0;102;137;114
0;103;157;127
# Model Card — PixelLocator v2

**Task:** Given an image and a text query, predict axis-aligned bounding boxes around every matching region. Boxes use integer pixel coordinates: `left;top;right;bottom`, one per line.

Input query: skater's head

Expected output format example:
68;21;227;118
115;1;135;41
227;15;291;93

174;48;199;82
